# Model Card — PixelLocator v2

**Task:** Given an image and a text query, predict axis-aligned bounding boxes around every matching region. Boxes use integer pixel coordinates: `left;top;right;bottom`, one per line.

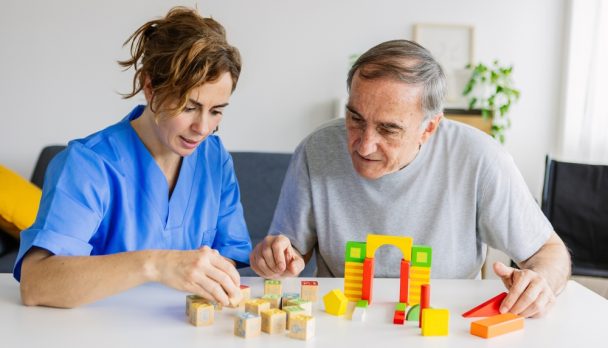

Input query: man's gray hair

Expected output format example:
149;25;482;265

347;40;447;125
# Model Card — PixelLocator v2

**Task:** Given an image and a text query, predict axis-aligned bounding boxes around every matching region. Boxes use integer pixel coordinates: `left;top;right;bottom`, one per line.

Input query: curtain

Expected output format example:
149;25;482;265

559;0;608;163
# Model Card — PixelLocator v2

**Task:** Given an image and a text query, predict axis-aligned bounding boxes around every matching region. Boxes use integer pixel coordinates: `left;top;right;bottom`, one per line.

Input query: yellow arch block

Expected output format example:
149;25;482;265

365;234;413;260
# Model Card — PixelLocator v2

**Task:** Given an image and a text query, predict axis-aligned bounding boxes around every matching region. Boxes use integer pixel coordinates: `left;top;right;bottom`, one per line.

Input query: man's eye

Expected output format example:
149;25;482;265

380;128;398;135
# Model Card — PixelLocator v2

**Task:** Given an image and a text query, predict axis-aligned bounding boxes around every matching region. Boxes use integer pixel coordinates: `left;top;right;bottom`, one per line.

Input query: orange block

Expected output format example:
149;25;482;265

462;292;507;318
470;313;524;338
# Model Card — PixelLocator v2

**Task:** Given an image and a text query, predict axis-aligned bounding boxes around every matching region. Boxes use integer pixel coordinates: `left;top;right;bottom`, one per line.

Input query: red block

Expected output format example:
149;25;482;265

419;284;430;328
399;259;410;304
462;292;508;318
393;310;406;325
361;257;375;305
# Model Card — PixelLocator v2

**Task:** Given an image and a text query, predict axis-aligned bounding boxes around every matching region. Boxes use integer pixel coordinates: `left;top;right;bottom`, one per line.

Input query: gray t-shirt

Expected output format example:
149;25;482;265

269;118;552;278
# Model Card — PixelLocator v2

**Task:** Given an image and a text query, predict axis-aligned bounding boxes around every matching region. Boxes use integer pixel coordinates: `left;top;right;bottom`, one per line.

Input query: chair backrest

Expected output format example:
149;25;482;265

541;155;608;277
30;145;66;188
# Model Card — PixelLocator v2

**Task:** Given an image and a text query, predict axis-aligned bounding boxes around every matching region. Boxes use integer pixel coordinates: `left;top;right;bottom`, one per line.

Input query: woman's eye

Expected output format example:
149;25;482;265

212;110;223;116
184;107;197;113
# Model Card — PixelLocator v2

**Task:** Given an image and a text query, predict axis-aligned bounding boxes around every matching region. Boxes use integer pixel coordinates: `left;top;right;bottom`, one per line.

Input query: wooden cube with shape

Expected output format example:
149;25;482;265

261;308;287;334
289;314;315;340
233;312;261;338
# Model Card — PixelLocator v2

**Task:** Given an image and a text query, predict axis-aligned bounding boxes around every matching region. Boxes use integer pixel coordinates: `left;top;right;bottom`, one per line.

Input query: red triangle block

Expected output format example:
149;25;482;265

462;292;508;318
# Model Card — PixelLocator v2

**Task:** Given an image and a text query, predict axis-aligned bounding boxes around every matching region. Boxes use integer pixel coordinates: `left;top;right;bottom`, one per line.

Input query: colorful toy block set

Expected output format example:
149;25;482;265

322;233;524;339
184;233;524;340
186;279;319;340
323;233;449;336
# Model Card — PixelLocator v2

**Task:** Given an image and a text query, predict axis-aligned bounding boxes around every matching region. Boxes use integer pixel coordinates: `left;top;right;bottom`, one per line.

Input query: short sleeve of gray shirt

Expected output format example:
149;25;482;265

269;119;552;278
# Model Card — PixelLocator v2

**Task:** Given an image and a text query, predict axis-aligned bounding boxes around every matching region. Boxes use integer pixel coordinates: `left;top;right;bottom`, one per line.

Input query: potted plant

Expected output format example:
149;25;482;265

462;60;520;143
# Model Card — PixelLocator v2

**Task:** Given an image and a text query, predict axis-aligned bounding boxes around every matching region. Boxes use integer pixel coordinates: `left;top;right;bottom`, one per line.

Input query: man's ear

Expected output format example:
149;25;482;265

143;75;154;103
419;113;443;145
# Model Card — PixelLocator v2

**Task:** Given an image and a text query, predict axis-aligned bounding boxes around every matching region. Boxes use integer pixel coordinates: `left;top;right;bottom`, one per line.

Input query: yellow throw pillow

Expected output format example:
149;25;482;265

0;165;42;239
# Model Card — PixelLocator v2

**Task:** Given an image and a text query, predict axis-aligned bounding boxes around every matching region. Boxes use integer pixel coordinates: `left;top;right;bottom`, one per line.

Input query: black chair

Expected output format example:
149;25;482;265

541;155;608;277
231;152;316;277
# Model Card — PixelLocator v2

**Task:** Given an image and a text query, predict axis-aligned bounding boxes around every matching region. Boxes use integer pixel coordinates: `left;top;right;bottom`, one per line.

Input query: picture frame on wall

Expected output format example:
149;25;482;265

413;23;475;108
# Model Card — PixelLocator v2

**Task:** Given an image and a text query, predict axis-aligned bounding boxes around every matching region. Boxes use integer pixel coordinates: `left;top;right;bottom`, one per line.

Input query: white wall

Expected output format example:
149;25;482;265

0;0;566;199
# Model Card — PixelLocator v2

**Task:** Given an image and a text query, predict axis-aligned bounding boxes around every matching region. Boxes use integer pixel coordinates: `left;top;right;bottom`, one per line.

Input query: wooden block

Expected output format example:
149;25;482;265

356;300;369;308
399;259;410;303
234;312;261;338
365;234;413;260
409;266;430;305
186;294;221;316
351;306;366;321
264;279;282;296
345;301;357;320
462;292;507;318
419;284;430;328
411;245;432;267
281;292;300;308
261;294;281;309
244;299;270;316
395;302;407;312
345;241;367;262
261;308;287;334
361;257;374;304
344;262;364;301
393;310;406;325
323;289;348;316
283;305;305;330
470;313;524;338
289;314;315;340
301;281;319;302
406;304;420;321
189;302;214;326
421;308;449;336
285;298;312;315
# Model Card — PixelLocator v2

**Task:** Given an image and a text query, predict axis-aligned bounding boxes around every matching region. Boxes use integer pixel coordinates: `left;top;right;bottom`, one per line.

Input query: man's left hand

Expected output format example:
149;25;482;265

493;261;556;318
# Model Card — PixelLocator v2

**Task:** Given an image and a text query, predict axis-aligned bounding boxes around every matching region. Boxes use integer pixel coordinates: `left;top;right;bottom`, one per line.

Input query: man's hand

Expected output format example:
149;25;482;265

493;261;556;318
250;235;305;279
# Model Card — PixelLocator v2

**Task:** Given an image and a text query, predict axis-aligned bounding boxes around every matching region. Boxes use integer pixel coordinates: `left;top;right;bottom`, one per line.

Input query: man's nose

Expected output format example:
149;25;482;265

357;127;378;156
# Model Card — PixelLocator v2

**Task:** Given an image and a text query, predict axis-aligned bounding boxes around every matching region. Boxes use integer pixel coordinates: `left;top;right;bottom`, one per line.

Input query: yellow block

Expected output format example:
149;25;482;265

323;289;348;316
422;308;449;336
366;234;412;259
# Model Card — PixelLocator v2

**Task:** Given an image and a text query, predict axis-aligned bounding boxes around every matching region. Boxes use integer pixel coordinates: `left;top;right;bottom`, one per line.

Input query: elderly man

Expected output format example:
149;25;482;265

251;40;570;318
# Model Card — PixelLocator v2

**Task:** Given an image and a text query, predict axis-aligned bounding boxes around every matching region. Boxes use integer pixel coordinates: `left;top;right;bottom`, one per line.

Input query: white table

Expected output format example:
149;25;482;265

1;275;607;347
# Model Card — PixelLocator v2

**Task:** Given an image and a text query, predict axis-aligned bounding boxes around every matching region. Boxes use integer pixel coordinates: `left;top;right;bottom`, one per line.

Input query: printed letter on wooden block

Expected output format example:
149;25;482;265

261;294;281;309
245;299;271;316
289;315;315;340
234;312;261;338
264;279;282;296
261;308;287;334
281;293;300;309
301;281;319;302
283;305;306;330
189;302;214;326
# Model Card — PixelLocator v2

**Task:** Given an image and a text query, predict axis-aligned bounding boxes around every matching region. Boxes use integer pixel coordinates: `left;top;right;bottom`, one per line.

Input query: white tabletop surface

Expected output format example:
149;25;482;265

1;274;607;347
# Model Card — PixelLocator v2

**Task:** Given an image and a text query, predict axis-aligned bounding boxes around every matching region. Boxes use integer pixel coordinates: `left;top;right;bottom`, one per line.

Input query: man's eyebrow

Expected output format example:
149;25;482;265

345;105;363;117
379;122;404;130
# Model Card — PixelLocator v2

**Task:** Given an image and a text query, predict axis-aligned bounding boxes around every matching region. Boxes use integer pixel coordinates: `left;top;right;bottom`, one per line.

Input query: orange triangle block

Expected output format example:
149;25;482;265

462;292;507;318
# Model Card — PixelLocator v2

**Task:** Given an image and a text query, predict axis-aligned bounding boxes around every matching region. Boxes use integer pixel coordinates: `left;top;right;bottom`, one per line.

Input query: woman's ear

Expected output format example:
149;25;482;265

143;75;154;103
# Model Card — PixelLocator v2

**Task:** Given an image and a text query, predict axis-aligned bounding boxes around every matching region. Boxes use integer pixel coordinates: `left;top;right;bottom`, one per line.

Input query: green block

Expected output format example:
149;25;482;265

264;279;281;285
411;245;432;268
395;302;407;311
345;241;367;263
406;304;420;321
356;300;369;308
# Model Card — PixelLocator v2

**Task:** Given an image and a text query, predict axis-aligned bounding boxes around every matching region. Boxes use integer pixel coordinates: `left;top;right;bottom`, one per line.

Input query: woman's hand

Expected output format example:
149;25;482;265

153;246;242;306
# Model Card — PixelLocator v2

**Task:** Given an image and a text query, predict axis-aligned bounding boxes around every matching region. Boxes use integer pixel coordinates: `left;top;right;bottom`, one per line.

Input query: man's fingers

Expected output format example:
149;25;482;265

270;237;290;273
499;270;530;313
285;251;305;276
252;246;279;278
508;278;543;315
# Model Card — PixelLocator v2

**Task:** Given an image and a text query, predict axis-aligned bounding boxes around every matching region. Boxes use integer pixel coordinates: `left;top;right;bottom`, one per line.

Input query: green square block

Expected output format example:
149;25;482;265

411;245;432;267
356;300;369;308
395;302;407;311
345;241;367;262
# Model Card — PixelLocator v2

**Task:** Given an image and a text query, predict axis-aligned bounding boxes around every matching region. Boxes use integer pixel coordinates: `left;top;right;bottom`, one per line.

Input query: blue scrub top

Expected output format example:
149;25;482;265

14;105;252;281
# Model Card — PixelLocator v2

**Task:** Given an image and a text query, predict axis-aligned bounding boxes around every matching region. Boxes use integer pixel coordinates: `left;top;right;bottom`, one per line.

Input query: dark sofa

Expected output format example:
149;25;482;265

0;146;316;277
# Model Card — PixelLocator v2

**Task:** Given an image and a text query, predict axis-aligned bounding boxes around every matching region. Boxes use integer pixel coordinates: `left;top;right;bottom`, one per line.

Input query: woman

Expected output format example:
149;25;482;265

14;7;251;308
